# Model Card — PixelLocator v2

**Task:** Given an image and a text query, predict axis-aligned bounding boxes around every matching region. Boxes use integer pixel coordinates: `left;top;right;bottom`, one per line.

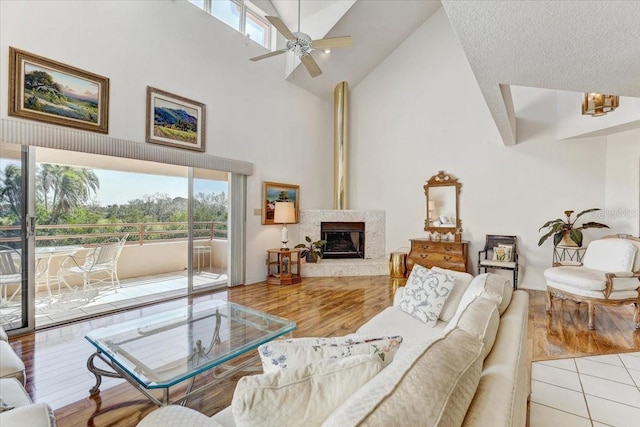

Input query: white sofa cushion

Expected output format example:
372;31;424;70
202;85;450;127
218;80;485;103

0;402;56;427
322;328;483;427
0;378;32;408
398;268;454;326
232;354;382;427
544;266;607;291
257;335;402;373
138;406;223;427
431;266;474;322
448;274;513;329
582;239;637;272
445;297;500;360
0;341;25;385
0;326;7;342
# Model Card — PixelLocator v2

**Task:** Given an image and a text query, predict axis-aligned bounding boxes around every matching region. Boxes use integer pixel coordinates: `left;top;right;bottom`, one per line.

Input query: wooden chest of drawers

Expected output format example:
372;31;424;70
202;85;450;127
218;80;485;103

407;238;469;273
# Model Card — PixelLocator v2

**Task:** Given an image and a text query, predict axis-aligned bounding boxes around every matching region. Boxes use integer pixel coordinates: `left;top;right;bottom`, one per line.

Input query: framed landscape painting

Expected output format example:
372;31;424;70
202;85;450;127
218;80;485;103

146;86;206;152
9;47;110;133
262;182;300;225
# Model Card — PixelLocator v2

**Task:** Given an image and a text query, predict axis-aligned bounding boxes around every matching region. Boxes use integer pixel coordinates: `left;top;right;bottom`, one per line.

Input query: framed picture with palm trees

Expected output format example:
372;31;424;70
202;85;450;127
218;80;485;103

8;47;110;133
262;182;299;225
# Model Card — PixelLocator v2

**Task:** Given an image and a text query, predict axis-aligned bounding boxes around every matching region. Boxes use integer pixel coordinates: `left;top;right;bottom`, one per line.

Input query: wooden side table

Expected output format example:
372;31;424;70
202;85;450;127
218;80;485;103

266;248;302;285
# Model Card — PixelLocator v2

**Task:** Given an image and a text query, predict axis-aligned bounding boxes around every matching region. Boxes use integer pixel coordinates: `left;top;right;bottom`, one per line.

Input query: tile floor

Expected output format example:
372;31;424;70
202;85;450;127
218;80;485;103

530;352;640;427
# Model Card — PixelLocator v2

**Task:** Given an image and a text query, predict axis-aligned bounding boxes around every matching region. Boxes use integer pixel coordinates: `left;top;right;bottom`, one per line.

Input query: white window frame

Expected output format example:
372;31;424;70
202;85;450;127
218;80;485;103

192;0;273;50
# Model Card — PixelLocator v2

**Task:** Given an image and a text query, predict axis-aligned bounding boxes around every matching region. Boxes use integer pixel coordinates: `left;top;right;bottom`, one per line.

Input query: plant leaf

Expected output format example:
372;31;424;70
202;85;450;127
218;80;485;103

538;229;557;246
553;232;564;247
570;229;583;247
575;221;610;230
575;208;601;221
538;218;563;232
294;243;306;248
305;236;312;243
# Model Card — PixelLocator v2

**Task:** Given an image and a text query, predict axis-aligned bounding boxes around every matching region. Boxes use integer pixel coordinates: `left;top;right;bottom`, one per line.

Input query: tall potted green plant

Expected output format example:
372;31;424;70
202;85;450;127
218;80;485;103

295;236;327;263
538;208;609;247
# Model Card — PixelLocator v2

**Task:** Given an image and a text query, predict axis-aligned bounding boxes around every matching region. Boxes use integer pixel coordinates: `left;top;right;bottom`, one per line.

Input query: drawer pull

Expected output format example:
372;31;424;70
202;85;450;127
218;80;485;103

444;256;452;262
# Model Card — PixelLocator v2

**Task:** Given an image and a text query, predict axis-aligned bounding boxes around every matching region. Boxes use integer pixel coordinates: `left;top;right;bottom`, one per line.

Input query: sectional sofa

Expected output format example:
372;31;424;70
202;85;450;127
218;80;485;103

138;268;530;426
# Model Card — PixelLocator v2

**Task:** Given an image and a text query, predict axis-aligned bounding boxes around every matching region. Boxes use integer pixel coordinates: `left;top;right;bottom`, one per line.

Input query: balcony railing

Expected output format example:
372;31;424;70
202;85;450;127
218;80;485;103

0;221;227;246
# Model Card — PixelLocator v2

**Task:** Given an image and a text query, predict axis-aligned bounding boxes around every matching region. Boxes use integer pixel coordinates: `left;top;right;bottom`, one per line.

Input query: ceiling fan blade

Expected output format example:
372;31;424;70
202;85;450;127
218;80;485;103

300;55;322;78
311;36;352;50
250;49;288;62
265;16;295;41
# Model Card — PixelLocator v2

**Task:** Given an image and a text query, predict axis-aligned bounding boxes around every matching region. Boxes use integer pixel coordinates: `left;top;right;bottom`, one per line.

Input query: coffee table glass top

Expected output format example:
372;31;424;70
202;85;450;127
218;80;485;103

85;300;296;388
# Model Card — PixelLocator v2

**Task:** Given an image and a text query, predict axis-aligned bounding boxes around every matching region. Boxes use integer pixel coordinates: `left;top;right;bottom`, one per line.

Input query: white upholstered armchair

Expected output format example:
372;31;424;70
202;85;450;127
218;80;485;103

544;234;640;329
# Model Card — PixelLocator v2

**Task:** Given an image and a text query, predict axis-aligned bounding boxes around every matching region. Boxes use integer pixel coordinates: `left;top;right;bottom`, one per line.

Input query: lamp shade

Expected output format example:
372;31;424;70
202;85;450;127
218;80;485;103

274;202;295;224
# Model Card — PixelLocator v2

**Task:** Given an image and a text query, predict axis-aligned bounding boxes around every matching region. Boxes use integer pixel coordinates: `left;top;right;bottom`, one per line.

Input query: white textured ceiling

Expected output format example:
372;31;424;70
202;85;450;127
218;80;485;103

441;0;640;145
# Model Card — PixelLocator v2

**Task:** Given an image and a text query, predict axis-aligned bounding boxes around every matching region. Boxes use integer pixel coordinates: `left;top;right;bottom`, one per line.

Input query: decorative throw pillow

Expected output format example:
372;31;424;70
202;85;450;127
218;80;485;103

232;354;382;427
258;335;403;374
492;246;512;262
398;269;454;326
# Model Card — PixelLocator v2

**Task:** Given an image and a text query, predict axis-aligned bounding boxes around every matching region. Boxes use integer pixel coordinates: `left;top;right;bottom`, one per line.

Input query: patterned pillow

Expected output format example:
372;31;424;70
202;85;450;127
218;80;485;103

492;246;512;262
398;268;454;326
258;335;403;374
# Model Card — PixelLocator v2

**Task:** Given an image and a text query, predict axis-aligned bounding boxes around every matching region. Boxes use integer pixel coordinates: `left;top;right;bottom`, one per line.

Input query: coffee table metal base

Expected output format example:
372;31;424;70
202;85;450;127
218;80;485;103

87;349;260;406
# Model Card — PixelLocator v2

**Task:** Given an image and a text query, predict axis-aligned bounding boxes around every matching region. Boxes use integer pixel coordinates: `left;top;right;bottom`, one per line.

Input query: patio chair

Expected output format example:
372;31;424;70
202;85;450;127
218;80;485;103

58;234;129;294
0;246;22;307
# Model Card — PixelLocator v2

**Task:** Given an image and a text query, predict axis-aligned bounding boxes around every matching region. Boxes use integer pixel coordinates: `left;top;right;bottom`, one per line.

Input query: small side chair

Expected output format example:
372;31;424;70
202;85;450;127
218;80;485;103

478;235;519;289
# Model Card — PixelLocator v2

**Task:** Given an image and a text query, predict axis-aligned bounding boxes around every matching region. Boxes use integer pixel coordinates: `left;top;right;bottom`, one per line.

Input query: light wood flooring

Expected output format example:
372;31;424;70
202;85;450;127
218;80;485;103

6;276;640;427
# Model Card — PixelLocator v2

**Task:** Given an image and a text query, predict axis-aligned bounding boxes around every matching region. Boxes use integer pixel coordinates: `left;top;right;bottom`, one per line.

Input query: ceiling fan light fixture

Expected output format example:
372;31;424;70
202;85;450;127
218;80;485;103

286;32;312;57
582;93;619;117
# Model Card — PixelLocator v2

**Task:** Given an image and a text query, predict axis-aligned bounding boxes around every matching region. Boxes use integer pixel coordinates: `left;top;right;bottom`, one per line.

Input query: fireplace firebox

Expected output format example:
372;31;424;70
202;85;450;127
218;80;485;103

321;222;365;259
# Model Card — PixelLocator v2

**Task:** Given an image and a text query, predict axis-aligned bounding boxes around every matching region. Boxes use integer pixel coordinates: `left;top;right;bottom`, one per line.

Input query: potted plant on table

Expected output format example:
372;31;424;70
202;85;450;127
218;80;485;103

538;208;609;247
295;236;327;263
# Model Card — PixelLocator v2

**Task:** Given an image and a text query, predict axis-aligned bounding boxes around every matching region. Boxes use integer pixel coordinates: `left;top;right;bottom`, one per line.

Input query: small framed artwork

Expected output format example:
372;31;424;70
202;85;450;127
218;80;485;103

262;182;300;225
146;86;206;152
8;47;110;133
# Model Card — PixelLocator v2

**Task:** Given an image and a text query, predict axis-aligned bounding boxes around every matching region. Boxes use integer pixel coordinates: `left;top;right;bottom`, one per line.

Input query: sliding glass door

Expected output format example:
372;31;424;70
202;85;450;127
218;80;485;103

1;143;231;331
0;142;32;332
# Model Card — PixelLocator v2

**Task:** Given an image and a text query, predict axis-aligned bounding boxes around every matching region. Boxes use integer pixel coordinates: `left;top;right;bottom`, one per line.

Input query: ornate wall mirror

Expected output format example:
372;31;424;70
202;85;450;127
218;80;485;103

424;171;462;234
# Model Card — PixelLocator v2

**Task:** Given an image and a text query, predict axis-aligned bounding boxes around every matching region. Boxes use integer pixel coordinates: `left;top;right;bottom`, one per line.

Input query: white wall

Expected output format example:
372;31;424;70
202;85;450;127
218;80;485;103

350;8;609;290
605;128;640;235
0;0;335;284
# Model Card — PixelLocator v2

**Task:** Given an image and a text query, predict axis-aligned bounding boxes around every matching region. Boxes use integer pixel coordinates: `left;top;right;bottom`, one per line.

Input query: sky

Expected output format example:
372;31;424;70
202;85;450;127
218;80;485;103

92;170;226;206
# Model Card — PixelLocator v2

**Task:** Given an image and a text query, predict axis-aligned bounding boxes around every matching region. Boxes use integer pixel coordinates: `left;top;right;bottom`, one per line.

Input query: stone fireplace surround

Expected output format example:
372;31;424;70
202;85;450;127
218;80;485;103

298;210;388;277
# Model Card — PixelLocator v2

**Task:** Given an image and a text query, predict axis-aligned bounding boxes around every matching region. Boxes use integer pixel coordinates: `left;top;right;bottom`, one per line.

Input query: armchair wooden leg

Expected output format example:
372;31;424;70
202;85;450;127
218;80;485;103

545;290;552;312
587;301;596;330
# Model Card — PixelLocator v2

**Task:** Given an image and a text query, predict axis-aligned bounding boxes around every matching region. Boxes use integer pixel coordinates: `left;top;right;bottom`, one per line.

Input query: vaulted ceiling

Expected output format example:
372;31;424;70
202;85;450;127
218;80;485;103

267;1;640;144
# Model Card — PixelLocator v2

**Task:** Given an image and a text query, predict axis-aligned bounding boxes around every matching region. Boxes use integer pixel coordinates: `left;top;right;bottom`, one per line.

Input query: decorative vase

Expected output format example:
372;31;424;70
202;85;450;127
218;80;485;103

560;232;578;247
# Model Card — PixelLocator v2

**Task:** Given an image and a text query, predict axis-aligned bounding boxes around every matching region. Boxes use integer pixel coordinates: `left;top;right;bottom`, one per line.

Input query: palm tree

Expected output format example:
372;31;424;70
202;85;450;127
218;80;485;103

0;163;22;220
37;164;100;224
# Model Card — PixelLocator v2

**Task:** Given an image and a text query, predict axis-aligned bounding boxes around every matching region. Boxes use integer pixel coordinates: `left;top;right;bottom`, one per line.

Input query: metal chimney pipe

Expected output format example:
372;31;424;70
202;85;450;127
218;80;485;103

334;81;348;210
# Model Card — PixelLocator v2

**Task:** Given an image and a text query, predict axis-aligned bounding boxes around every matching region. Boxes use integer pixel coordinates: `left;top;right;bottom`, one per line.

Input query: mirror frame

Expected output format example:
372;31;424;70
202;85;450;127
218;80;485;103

423;170;462;233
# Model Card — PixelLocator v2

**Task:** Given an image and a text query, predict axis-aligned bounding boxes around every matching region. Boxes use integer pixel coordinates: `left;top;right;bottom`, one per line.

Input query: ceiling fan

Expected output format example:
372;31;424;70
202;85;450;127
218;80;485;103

249;0;352;78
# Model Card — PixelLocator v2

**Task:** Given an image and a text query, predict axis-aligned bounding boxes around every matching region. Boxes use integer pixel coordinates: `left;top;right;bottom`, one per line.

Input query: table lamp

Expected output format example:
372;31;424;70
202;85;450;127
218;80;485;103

274;202;295;250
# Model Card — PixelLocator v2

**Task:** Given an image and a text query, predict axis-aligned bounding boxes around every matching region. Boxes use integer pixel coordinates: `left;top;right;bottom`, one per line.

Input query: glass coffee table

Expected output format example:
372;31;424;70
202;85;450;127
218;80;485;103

85;300;296;406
